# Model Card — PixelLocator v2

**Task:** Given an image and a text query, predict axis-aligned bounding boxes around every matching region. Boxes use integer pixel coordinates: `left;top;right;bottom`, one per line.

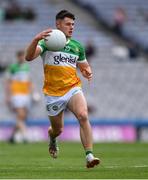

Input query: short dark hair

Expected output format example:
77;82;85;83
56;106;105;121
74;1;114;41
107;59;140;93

56;10;75;20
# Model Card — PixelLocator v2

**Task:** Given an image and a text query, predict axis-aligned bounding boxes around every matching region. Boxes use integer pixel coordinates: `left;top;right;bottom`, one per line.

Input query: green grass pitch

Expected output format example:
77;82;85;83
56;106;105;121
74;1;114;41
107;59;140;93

0;142;148;179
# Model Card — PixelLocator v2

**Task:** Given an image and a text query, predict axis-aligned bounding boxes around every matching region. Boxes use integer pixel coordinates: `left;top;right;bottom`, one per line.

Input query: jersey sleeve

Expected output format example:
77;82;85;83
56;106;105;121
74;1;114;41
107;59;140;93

5;64;13;79
38;39;48;55
77;43;87;63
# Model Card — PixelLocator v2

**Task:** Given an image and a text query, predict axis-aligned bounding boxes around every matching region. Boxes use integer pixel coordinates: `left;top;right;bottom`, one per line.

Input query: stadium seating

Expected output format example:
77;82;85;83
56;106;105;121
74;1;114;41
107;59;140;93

72;0;148;52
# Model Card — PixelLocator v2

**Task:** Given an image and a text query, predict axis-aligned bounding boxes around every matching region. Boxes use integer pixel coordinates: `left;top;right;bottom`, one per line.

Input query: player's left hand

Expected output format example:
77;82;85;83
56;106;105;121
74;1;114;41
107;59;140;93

81;67;93;81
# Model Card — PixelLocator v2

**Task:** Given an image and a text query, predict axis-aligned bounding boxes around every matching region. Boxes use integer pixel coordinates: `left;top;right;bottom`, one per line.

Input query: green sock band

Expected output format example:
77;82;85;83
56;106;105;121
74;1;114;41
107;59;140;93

49;135;56;143
86;150;93;155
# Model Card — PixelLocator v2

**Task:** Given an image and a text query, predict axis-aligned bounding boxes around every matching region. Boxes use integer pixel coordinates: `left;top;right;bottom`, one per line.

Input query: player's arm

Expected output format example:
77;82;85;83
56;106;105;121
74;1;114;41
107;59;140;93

4;67;11;105
25;28;52;61
77;42;93;81
5;78;12;107
77;61;93;81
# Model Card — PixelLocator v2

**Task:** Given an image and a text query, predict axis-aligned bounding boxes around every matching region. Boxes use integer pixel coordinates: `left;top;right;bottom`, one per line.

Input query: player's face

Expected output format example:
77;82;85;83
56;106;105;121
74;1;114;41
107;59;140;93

17;54;25;63
56;17;74;38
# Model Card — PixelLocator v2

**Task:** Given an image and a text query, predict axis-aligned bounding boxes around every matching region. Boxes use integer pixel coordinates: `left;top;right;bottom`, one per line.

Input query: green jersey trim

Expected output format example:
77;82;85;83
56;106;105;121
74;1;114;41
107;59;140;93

38;38;86;62
38;39;48;55
8;63;30;74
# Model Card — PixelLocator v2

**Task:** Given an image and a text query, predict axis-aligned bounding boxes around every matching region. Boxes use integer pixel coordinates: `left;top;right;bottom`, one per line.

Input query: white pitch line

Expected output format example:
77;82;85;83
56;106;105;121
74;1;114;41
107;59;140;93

105;165;148;168
133;165;148;168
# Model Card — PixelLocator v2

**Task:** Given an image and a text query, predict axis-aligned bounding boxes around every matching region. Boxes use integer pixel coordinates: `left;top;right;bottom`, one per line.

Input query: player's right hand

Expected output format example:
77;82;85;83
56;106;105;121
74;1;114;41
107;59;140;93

34;28;52;41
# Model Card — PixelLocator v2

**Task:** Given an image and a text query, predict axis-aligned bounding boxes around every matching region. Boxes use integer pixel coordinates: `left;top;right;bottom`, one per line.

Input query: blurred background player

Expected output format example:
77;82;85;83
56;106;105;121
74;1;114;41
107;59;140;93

25;10;100;168
5;50;33;143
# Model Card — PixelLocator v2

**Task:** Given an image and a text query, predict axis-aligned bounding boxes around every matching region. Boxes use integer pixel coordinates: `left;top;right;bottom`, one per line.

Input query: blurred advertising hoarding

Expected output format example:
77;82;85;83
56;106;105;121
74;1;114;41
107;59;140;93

0;125;136;142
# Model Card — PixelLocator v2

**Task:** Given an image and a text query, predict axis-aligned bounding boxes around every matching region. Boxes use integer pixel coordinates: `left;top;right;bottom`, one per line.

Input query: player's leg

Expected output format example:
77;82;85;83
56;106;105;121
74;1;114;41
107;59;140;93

10;107;28;143
68;92;93;152
48;111;64;158
67;92;100;168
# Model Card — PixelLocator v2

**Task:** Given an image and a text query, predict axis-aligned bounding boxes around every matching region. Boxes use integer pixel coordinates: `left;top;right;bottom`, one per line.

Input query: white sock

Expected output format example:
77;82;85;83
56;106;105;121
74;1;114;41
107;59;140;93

86;153;95;162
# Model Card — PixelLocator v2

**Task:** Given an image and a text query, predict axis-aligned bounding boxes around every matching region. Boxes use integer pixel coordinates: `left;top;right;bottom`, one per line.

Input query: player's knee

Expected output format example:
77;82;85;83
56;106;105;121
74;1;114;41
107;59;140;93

77;111;88;123
58;127;63;135
18;113;26;121
54;127;63;136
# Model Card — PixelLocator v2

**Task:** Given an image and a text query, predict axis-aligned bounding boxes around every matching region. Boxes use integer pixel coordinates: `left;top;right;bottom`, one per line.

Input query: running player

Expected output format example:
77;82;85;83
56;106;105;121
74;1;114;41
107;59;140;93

25;10;100;168
5;50;33;143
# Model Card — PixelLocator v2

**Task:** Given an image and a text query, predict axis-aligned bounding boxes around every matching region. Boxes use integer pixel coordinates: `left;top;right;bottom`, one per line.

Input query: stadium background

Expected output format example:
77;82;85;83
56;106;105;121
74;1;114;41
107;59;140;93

0;0;148;143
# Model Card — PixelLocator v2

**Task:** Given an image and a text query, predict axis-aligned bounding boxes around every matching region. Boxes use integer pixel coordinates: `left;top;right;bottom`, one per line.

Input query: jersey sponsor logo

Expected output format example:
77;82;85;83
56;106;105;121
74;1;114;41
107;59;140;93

53;53;77;65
